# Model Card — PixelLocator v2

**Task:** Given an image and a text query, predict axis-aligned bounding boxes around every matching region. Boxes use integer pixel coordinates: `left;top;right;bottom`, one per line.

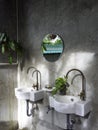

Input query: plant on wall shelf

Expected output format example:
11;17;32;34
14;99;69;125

52;76;69;95
0;33;23;64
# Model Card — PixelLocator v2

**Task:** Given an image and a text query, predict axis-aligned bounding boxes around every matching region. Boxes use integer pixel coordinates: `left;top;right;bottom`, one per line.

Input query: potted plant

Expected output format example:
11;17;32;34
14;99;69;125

52;76;69;95
0;33;23;64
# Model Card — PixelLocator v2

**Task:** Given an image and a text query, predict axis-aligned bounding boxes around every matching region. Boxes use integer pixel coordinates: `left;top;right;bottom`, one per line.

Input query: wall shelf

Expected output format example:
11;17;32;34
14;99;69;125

0;62;18;66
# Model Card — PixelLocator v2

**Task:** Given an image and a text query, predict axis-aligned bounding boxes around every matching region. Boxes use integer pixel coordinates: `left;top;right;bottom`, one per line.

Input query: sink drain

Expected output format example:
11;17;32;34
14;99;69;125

71;98;74;102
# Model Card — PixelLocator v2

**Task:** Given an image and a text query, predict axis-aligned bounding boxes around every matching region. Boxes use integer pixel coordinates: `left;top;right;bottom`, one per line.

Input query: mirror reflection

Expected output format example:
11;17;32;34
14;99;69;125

41;34;64;62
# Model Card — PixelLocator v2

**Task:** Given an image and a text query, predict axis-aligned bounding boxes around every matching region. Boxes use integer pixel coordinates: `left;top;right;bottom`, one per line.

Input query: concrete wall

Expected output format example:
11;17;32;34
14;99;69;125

0;0;98;130
0;0;18;130
18;0;98;130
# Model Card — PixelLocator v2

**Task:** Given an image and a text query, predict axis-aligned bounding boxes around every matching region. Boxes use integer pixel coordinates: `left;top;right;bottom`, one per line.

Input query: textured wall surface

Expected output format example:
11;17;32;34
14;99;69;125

0;0;98;130
0;0;18;130
0;0;17;39
17;0;98;130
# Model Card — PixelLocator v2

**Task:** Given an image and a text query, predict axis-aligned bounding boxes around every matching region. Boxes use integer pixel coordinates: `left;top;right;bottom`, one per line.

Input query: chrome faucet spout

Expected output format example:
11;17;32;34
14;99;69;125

66;69;86;101
71;74;82;84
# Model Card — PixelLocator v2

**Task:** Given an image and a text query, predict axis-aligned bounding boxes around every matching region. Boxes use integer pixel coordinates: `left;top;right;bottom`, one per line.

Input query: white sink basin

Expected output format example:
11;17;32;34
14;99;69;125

15;87;44;102
54;95;80;104
49;95;80;114
15;87;32;100
49;95;92;116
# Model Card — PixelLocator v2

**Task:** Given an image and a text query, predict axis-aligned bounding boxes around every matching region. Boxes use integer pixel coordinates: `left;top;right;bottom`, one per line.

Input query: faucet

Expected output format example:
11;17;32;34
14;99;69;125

27;66;41;90
32;69;41;90
66;69;86;101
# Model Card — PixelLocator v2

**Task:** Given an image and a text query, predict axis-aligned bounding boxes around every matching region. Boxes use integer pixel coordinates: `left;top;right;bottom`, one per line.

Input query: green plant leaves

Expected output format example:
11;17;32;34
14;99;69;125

41;43;47;52
9;41;16;51
0;33;7;42
52;76;68;95
1;44;5;54
8;55;13;64
52;88;58;95
0;32;23;64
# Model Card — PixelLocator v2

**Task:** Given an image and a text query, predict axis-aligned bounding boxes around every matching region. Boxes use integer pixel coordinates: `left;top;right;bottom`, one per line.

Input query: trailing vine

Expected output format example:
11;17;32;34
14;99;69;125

0;33;23;64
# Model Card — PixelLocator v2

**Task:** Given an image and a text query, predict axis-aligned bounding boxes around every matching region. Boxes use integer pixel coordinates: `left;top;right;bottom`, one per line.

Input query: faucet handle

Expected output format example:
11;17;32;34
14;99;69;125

32;84;39;90
78;90;85;100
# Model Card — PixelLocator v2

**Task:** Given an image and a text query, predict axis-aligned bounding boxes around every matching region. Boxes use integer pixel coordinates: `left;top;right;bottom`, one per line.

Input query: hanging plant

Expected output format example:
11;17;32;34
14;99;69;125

0;32;23;64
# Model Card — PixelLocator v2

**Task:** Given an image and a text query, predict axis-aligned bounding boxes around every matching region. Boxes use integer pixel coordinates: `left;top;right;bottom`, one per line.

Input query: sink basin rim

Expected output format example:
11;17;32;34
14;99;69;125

53;95;80;104
15;87;33;93
15;87;44;101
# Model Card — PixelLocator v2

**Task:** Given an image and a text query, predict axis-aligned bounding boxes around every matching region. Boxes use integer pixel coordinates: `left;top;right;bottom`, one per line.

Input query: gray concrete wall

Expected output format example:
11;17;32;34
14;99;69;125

0;0;18;130
0;0;98;130
18;0;98;130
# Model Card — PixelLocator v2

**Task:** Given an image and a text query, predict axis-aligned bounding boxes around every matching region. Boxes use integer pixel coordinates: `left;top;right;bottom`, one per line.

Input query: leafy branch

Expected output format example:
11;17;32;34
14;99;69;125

0;33;23;64
52;76;68;95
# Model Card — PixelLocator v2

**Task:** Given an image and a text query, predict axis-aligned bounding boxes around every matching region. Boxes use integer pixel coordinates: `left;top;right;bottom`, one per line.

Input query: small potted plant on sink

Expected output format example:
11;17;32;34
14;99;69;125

0;32;24;64
52;76;69;95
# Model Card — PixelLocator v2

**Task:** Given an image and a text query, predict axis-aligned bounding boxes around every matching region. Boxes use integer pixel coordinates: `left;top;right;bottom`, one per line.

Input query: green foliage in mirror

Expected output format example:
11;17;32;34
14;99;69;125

41;34;64;62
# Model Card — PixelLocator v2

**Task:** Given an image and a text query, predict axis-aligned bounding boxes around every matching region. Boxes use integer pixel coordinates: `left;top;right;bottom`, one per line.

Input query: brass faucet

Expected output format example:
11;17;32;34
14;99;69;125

66;69;86;101
27;66;41;90
32;70;41;90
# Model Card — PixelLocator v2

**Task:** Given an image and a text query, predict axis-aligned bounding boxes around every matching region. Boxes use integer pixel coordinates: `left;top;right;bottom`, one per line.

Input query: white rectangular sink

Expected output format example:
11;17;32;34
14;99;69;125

15;87;44;102
15;88;32;100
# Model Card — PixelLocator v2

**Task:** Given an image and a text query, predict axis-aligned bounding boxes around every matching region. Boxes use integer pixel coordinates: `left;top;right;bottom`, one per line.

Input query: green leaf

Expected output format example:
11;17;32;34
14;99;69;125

8;56;13;64
0;33;7;42
1;44;5;54
9;41;16;51
42;44;47;52
0;33;24;64
52;88;58;95
52;76;68;95
3;34;7;42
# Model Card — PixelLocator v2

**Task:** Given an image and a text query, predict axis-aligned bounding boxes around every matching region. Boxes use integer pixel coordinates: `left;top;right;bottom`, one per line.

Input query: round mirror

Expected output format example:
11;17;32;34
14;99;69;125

41;34;64;62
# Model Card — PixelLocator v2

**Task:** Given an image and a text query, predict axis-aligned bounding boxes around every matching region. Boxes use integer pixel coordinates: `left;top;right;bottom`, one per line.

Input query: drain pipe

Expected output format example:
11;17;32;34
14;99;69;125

26;100;39;117
66;114;76;130
26;100;32;116
67;114;71;130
